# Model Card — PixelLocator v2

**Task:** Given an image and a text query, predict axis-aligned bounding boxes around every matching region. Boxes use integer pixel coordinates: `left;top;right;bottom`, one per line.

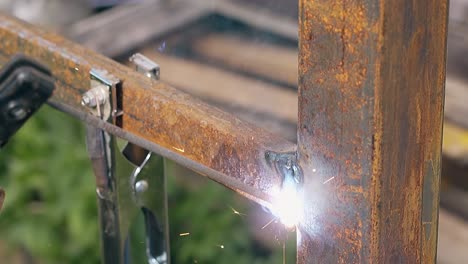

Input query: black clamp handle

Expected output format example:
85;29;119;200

0;54;55;147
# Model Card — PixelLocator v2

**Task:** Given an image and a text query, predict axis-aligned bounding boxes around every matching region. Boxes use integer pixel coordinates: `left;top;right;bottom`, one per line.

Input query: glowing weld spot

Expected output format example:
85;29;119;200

270;183;302;229
173;146;185;153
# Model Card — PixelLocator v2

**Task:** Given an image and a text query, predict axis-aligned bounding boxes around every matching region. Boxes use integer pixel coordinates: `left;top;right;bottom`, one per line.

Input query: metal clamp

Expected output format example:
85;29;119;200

82;54;169;264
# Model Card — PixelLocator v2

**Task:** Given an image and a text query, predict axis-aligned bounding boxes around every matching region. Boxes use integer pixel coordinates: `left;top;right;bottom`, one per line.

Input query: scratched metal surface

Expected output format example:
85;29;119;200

0;13;295;206
297;0;448;263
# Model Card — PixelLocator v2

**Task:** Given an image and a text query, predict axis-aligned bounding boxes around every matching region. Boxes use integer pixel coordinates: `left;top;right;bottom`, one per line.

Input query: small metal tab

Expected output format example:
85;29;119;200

90;68;120;88
129;53;160;80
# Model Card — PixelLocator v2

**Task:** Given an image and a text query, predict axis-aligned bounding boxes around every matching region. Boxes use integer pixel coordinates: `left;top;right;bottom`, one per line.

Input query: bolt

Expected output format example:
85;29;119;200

9;106;27;120
135;180;149;193
81;93;93;106
7;101;28;121
81;84;108;108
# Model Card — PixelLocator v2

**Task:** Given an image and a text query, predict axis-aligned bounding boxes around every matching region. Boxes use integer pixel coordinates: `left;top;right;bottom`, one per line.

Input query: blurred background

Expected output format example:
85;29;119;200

0;0;467;263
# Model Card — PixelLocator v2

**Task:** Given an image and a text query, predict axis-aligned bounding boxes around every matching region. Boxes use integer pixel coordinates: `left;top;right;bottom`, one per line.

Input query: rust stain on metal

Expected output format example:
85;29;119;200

298;0;447;263
0;13;295;205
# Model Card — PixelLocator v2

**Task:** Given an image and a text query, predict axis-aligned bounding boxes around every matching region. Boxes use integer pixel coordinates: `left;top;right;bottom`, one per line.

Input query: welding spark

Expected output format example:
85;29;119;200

158;41;167;52
179;232;190;237
172;146;185;153
323;176;335;184
261;217;276;230
229;206;246;216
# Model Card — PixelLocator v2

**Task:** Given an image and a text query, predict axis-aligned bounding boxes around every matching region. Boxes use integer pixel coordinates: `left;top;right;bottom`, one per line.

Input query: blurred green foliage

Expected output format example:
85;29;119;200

0;106;294;263
0;106;99;263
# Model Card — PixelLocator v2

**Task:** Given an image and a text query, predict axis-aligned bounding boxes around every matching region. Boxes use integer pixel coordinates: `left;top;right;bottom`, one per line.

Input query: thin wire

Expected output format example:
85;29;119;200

283;240;286;264
262;217;276;229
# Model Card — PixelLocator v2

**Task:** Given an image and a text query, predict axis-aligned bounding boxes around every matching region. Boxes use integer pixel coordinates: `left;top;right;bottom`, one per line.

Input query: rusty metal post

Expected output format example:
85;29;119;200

297;0;448;263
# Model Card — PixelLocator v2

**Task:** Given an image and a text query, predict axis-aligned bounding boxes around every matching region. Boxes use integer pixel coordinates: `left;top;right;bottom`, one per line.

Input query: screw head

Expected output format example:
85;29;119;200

81;85;108;108
7;102;28;121
10;107;27;120
81;93;93;107
135;180;149;193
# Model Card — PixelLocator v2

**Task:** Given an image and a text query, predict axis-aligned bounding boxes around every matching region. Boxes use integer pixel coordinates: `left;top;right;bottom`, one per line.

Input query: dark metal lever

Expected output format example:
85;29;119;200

0;54;55;147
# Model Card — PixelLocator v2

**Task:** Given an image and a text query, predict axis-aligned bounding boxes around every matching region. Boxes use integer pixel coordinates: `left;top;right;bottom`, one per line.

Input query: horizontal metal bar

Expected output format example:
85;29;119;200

0;13;295;206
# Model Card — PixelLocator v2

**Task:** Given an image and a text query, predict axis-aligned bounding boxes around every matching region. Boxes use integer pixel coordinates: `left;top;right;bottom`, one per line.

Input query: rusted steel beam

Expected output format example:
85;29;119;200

297;0;448;263
0;13;295;206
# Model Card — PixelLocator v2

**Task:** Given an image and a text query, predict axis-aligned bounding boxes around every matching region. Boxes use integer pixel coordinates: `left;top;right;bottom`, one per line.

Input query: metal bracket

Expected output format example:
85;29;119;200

82;69;121;122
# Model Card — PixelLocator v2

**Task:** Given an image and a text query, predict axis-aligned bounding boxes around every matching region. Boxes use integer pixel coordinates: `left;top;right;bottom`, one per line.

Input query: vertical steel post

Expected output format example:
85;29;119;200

297;0;448;263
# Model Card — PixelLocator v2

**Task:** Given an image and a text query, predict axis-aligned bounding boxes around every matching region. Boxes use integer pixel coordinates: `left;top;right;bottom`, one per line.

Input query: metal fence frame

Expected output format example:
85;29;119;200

0;0;449;262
